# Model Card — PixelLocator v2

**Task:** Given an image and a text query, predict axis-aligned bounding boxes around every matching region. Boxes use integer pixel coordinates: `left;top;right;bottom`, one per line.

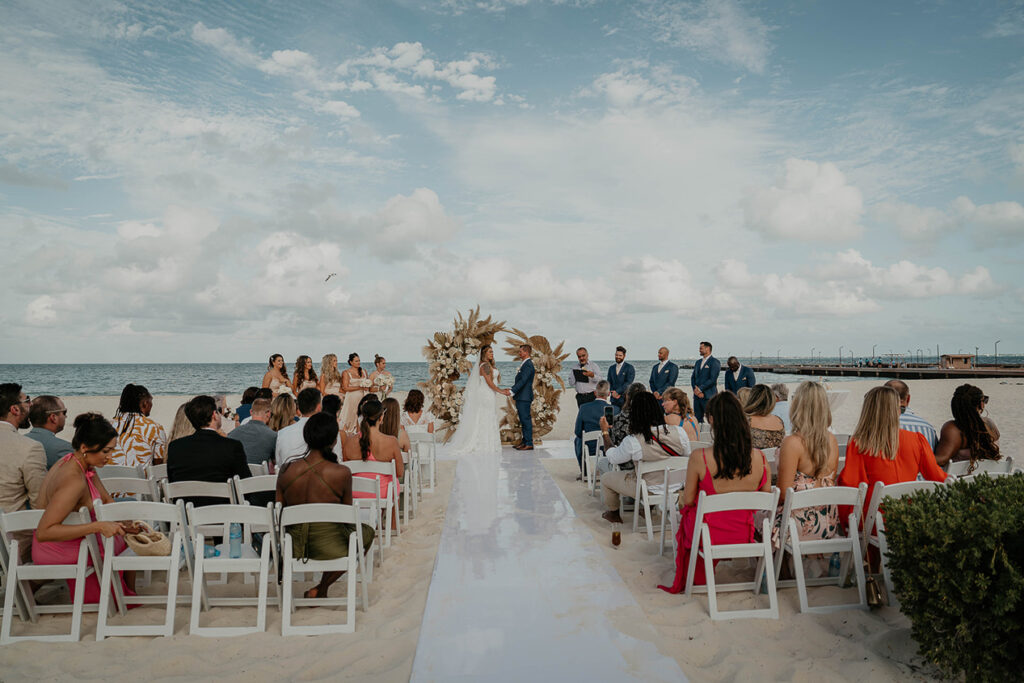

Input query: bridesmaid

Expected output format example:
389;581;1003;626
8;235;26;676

338;353;369;434
293;355;319;394
370;354;395;400
319;354;342;397
262;354;292;396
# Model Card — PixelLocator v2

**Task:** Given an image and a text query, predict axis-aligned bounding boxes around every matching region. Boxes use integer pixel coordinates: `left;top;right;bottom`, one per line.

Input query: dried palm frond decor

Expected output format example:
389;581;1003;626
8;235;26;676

498;328;568;445
420;307;506;442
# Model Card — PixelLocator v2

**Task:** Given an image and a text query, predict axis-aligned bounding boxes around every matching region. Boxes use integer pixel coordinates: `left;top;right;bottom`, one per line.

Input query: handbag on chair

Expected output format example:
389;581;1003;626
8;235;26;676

123;521;172;556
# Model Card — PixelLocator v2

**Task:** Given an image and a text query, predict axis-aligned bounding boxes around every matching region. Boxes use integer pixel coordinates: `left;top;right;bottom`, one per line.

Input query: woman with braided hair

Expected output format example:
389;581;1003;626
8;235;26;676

934;384;1001;469
109;383;167;467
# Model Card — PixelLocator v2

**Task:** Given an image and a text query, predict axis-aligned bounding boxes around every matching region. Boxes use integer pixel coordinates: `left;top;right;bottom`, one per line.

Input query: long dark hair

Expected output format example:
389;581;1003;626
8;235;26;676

268;354;289;380
114;383;151;436
628;392;665;443
303;412;339;463
348;353;366;377
622;382;647;413
708;392;753;480
951;384;1000;465
294;355;318;384
358;397;384;461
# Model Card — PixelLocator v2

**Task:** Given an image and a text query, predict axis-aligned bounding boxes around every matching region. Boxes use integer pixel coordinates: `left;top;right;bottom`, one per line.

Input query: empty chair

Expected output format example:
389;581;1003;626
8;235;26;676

146;462;168;481
248;462;269;477
100;477;158;502
231;475;277;505
407;430;436;492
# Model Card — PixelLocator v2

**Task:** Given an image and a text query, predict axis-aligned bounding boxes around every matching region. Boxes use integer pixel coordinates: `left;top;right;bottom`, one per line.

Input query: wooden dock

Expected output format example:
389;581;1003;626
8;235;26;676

748;365;1024;380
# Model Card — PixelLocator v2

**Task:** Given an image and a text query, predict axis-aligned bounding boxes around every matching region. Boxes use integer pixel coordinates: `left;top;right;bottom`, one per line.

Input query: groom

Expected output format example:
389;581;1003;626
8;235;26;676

511;343;535;451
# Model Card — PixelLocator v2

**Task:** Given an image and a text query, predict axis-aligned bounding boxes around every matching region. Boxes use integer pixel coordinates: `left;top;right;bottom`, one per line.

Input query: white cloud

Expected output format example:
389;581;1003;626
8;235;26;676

743;158;864;242
25;295;57;325
873;196;1024;246
357;188;461;260
954;196;1024;246
585;62;697;110
871;201;958;241
815;249;999;299
638;0;773;74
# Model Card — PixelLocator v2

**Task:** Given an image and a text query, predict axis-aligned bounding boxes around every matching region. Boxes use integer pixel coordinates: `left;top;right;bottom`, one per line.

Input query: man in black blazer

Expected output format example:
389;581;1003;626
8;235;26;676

167;395;251;506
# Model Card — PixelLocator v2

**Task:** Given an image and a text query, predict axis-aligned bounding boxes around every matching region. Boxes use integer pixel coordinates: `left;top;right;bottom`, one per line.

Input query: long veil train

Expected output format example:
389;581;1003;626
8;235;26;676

445;354;502;456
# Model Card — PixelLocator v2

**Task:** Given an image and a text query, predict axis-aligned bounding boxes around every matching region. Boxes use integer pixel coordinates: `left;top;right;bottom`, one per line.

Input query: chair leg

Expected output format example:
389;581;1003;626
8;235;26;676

790;530;811;613
701;527;720;619
1;558;18;643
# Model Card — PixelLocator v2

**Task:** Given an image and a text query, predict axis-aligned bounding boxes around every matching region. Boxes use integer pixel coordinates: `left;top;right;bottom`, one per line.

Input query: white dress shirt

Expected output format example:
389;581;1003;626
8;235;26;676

274;416;310;466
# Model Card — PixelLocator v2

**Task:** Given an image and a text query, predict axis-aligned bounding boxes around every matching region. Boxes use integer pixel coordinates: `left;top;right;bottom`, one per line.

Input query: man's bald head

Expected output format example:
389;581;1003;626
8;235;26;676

884;379;910;407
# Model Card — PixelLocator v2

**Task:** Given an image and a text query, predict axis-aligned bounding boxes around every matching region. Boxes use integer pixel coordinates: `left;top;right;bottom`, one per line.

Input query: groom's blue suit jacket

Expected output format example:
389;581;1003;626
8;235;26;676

511;359;535;403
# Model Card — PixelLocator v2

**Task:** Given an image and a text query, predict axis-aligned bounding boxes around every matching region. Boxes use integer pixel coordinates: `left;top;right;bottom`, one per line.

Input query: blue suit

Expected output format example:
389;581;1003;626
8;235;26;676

649;361;679;396
690;356;721;423
606;362;635;408
724;365;756;394
574;399;619;468
511;359;535;446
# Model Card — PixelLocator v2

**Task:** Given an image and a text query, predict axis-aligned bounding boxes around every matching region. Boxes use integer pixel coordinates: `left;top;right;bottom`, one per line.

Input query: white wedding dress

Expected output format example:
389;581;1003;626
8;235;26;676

446;357;503;456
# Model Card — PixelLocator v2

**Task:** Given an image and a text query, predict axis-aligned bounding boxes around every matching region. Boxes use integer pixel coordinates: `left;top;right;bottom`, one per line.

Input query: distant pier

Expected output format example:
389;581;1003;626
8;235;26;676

749;364;1024;380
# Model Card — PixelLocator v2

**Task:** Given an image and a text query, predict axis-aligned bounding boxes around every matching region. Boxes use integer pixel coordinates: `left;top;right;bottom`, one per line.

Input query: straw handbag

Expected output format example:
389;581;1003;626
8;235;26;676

123;521;172;556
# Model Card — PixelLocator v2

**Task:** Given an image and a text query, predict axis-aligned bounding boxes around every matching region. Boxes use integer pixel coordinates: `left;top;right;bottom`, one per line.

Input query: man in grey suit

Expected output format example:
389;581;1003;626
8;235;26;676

227;397;277;466
25;395;73;468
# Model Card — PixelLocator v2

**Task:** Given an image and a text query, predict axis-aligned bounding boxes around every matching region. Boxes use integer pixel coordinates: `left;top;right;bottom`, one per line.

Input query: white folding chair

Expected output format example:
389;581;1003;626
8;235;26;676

689;440;712;450
399;450;417;526
94;501;186;640
248;462;270;477
760;448;779;477
834;434;851;447
351;478;383;572
279;503;370;636
864;480;940;604
231;475;277;506
580;430;604;495
774;483;868;613
186;503;279;637
685;487;781;620
101;477;158;502
946;456;1014;477
146;463;168;481
97;464;144;480
1;508;106;643
959;470;1013;482
344;461;398;547
634;459;688;553
408;429;436;492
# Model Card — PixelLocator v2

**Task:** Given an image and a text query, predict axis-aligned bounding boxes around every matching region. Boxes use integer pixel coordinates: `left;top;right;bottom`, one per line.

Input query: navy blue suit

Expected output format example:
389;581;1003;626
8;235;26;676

511;359;535;446
606;362;635;408
649;361;679;396
574;399;619;468
724;366;756;394
690;356;721;423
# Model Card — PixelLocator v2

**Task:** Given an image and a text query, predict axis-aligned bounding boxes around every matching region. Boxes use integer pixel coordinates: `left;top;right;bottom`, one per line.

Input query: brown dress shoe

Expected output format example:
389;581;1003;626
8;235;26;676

602;510;624;524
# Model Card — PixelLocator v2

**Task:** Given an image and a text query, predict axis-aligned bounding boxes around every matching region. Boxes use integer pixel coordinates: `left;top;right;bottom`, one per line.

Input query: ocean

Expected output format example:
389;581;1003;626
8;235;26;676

5;355;1020;396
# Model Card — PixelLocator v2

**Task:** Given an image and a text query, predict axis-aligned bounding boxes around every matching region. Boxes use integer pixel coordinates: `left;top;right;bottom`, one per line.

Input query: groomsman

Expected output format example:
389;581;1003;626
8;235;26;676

606;346;635;408
569;347;601;407
690;341;720;423
724;356;756;394
649;347;678;399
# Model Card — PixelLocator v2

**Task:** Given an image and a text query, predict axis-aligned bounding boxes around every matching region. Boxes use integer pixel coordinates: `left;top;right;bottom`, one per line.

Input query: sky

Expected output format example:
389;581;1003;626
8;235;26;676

1;0;1022;364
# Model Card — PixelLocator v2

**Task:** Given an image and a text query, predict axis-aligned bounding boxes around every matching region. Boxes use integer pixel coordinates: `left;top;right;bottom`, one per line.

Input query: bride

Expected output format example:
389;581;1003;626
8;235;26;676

446;345;511;456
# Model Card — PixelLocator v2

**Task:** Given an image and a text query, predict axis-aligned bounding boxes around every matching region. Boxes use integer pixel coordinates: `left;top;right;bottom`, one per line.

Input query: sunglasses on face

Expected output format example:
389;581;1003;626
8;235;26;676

982;396;989;404
48;409;68;416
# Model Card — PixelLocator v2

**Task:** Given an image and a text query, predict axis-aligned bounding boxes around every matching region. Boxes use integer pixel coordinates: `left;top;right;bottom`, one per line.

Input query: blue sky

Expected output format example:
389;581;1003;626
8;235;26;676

1;0;1022;364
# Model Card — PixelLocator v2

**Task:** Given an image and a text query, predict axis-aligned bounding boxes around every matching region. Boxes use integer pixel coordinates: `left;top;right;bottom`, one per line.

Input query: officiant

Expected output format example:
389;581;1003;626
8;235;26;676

569;347;602;407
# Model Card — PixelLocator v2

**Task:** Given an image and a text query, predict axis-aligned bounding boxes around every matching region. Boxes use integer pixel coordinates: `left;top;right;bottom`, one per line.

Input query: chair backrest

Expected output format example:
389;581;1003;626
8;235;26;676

248;462;269;477
689;441;712;450
101;477;157;500
834;433;851;446
0;509;46;536
185;502;275;530
947;456;1014;477
343;461;397;479
351;477;380;498
147;463;168;480
864;479;940;538
786;482;866;512
636;458;688;477
696;488;779;516
279;503;359;529
232;474;277;503
97;464;143;480
163;480;234;504
94;500;183;526
407;430;434;443
581;429;602;446
760;448;779;461
960;471;1013;483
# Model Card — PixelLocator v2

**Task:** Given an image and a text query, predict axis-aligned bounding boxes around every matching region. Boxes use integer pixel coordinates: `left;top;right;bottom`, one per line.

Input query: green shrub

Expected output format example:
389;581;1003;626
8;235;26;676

883;473;1024;682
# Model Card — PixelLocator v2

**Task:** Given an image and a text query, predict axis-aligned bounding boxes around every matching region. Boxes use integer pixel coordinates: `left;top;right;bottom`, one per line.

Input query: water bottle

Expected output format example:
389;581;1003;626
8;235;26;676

229;522;242;558
828;552;841;577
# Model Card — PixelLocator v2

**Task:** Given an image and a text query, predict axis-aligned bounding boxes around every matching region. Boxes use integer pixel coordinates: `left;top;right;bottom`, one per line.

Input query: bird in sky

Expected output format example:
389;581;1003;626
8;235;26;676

325;273;337;282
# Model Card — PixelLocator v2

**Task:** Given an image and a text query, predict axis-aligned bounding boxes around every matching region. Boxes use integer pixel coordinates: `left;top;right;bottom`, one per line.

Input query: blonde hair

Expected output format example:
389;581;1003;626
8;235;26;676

662;387;693;417
320;354;342;386
168;403;195;441
743;384;776;417
851;386;901;460
380;397;401;438
736;386;753;408
268;394;297;432
790;382;833;477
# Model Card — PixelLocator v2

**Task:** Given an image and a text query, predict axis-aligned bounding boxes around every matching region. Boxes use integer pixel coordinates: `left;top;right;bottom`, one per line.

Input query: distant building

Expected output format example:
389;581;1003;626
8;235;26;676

939;354;974;369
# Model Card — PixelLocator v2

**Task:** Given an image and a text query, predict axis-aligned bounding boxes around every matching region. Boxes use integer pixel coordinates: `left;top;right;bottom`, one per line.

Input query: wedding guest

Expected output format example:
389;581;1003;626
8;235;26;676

262;354;292;396
370;355;395;400
109;384;168;467
292;355;319;395
168;402;195;442
724;356;756;394
662;387;699;442
649;347;679;400
934;384;1001;469
322;394;342;421
690;341;720;423
26;395;73;468
275;388;322;466
235;387;259;423
610;382;647;446
380;397;411;455
275;412;375;599
227;398;277;466
607;346;635;408
0;383;46;562
167;395;250;506
838;386;946;522
33;413;134;601
573;380;618;478
268;394;298;432
401;389;435;434
215;395;238;433
770;383;792;433
884;380;938;450
659;392;771;592
341;397;404;531
745;385;785;450
319;354;343;397
597;392;690;524
736;387;752;408
568;347;601;407
339;353;369;434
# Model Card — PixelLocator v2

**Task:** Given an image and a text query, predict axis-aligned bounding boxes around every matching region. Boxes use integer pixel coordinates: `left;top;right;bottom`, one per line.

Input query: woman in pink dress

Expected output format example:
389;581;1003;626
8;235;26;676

33;413;135;603
659;392;771;593
341;397;404;531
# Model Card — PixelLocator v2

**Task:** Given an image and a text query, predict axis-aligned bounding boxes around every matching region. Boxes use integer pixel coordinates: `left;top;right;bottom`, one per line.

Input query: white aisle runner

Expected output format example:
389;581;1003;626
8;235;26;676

411;444;687;682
